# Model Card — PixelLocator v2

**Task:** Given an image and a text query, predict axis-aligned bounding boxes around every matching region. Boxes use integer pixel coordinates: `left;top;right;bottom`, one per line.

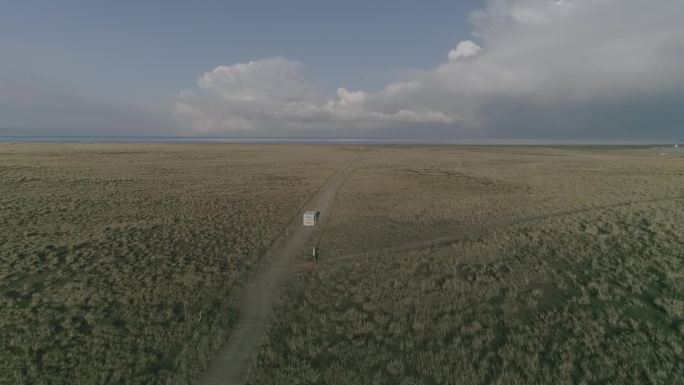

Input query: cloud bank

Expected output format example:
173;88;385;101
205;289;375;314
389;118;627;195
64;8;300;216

175;57;456;132
176;0;684;138
0;45;172;136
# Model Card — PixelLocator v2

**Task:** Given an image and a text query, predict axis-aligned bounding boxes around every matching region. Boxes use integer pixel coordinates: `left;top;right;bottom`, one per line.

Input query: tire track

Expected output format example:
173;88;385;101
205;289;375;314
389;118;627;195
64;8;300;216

303;194;684;267
196;152;361;385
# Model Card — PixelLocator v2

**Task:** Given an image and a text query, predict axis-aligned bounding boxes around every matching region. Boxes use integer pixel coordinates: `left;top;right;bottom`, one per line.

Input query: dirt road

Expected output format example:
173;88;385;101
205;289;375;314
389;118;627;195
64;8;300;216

197;155;359;385
314;194;684;266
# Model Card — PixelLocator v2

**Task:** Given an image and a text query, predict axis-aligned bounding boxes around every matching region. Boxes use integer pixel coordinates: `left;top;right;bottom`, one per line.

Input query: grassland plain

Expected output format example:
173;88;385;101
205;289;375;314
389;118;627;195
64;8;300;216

0;143;352;385
315;146;683;257
248;147;684;385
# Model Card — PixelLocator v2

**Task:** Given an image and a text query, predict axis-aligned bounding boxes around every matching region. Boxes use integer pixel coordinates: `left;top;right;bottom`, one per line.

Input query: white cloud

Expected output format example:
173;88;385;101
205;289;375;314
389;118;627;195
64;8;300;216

176;57;456;132
448;40;483;62
177;0;684;138
195;57;316;103
334;88;366;108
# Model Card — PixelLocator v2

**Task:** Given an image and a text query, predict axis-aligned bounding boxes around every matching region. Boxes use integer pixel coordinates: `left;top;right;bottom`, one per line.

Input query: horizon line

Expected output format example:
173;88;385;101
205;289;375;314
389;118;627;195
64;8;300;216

0;135;681;146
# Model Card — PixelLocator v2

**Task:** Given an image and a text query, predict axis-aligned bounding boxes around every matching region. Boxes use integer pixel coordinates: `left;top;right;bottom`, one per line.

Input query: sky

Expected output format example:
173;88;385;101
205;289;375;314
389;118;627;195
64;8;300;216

1;0;682;140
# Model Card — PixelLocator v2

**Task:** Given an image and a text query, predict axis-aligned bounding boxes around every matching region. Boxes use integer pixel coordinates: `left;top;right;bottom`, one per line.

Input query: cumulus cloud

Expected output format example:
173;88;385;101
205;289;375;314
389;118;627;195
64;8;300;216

177;0;684;138
195;57;316;104
448;40;483;62
176;57;456;132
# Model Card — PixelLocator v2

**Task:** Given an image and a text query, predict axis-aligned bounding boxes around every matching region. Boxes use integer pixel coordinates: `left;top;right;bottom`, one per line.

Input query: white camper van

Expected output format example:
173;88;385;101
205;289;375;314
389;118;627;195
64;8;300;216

303;211;320;226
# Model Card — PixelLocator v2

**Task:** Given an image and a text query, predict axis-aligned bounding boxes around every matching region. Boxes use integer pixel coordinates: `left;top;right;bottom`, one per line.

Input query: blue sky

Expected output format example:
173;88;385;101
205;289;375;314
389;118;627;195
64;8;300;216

1;0;683;139
1;1;480;101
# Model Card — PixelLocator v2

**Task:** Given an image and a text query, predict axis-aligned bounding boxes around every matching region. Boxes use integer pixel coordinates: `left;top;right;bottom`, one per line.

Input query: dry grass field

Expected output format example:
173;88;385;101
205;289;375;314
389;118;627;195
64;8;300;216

247;146;684;385
0;143;351;385
316;147;683;257
2;144;682;385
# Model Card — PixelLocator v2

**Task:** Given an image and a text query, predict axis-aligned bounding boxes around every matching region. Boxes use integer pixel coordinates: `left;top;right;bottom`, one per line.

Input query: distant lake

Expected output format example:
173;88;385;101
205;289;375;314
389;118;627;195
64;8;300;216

0;136;675;146
0;136;454;144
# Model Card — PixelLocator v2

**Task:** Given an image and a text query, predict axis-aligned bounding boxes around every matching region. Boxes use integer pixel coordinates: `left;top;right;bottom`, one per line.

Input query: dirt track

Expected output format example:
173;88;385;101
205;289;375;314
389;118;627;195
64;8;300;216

312;194;684;266
197;154;359;385
197;154;680;385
